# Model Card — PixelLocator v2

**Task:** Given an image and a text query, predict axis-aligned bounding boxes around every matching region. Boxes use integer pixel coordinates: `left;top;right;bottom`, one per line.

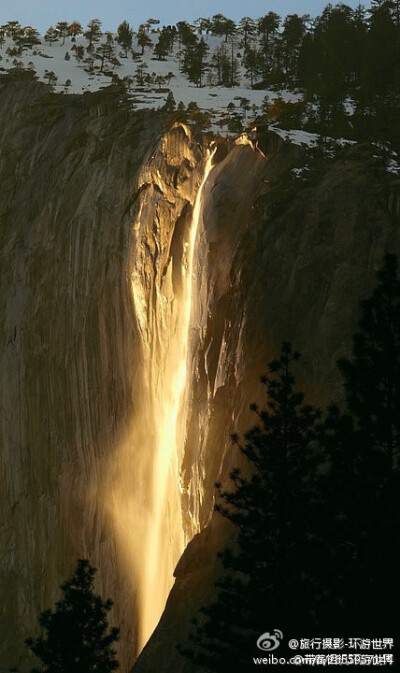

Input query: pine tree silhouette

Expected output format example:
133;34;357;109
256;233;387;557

181;258;400;670
26;559;120;672
181;343;323;672
338;254;400;471
320;254;400;633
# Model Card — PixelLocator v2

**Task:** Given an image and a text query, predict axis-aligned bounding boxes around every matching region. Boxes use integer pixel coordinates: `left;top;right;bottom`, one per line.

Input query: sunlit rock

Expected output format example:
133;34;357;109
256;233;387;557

0;78;399;673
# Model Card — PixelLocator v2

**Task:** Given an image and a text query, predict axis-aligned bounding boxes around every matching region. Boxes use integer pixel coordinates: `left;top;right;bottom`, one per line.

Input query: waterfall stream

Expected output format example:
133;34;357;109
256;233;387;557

136;150;215;650
108;149;215;654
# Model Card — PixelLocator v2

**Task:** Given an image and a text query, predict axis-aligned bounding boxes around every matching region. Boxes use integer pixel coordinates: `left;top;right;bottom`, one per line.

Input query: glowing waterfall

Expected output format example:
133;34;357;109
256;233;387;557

138;150;214;649
107;149;215;656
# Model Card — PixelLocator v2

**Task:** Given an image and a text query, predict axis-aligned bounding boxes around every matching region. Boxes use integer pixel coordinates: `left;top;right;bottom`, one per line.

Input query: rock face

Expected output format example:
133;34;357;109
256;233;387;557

0;77;399;673
0;79;204;670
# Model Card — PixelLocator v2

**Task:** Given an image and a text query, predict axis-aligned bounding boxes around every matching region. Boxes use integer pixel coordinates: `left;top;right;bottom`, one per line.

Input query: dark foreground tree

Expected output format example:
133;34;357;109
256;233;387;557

181;256;400;672
338;253;400;468
319;254;400;633
180;344;323;671
26;559;120;672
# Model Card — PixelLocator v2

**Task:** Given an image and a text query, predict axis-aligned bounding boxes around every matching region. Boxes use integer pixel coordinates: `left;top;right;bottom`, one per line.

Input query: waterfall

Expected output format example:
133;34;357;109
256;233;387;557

106;148;215;655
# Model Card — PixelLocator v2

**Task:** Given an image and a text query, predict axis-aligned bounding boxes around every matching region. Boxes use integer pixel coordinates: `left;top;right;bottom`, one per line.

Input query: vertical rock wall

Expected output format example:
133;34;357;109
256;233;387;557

0;80;204;671
1;78;399;673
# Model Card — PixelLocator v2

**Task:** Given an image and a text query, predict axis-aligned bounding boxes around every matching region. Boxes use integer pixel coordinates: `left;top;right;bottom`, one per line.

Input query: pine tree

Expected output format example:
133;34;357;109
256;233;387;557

318;254;400;633
154;29;170;60
281;14;306;84
181;344;322;672
154;27;175;60
74;45;85;62
211;43;231;85
4;20;22;40
181;37;209;86
176;21;197;48
137;24;152;55
96;33;116;72
227;36;240;86
163;91;176;112
116;20;133;57
44;26;58;46
194;17;212;35
26;559;120;672
243;46;260;87
20;27;41;49
44;70;58;87
258;12;281;44
55;21;69;45
165;71;175;85
84;19;102;49
338;254;400;470
135;61;148;86
238;17;256;50
366;0;398;96
211;14;236;42
195;37;209;86
68;21;83;39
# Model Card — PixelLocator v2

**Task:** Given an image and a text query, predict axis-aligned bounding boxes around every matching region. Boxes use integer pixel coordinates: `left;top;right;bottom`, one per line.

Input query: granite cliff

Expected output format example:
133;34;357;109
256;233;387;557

0;77;398;671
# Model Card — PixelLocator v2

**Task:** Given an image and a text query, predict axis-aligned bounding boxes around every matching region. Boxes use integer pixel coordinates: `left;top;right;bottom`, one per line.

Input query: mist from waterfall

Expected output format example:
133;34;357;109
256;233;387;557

106;148;215;655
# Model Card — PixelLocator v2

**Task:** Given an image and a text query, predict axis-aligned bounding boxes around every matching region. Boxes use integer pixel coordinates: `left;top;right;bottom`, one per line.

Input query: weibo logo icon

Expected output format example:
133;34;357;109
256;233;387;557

256;630;284;651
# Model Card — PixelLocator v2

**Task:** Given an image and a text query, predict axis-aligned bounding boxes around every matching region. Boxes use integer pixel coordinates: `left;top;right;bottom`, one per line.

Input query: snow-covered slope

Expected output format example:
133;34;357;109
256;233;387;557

0;31;301;133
